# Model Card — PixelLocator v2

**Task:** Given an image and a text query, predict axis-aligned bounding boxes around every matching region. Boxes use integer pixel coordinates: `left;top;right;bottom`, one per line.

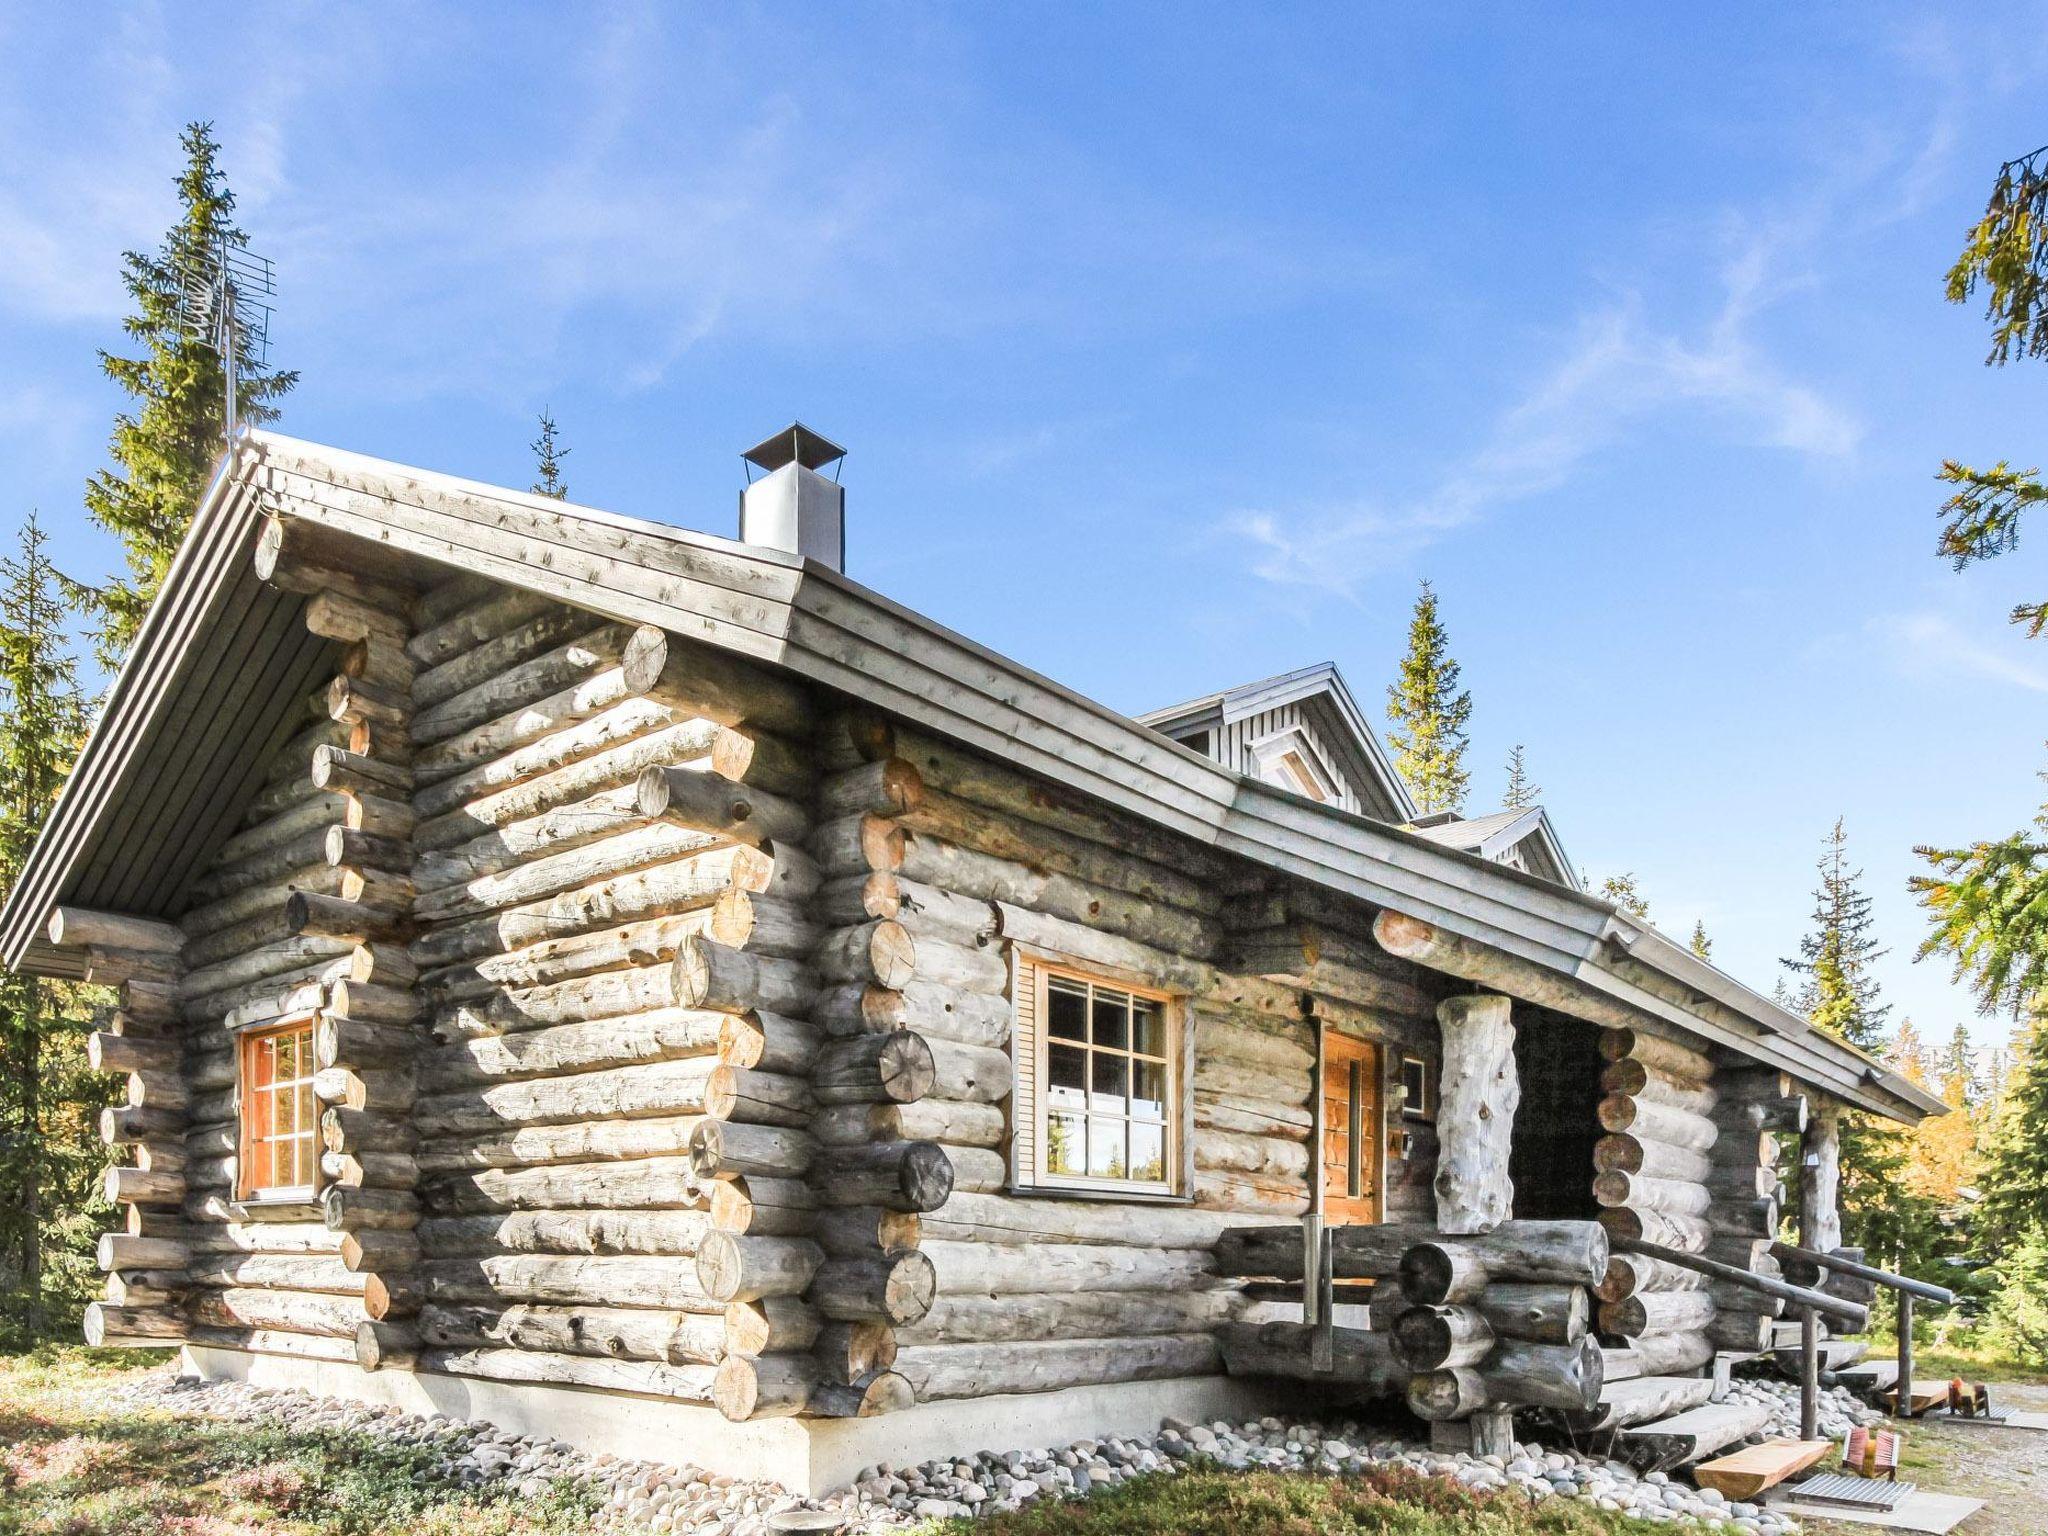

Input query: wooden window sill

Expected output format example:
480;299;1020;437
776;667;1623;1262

227;1196;323;1221
1004;1183;1193;1207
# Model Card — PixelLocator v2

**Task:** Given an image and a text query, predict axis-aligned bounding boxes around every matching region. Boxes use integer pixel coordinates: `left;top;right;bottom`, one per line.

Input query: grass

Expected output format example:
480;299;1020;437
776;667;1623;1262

0;1344;603;1536
1861;1329;2048;1387
927;1466;1676;1536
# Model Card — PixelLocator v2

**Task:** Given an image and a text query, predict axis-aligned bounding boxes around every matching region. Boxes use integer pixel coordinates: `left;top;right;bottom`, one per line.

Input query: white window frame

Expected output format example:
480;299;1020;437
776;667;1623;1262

1400;1053;1433;1120
1249;727;1341;805
1008;948;1186;1199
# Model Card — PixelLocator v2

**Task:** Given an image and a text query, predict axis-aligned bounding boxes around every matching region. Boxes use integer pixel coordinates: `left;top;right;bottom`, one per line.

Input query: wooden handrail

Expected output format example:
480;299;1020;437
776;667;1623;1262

1767;1241;1956;1306
1613;1237;1869;1329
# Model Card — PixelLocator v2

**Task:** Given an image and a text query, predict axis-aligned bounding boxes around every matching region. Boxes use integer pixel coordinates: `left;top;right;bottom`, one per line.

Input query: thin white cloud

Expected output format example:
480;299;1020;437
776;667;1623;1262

1873;610;2048;694
1226;260;1862;596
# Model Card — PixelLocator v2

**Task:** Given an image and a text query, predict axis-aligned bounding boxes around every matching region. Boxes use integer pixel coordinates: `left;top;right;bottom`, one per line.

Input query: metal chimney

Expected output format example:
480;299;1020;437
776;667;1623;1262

740;423;846;571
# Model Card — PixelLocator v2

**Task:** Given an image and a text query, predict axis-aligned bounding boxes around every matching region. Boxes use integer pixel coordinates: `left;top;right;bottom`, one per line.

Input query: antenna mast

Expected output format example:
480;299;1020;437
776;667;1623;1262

175;233;275;442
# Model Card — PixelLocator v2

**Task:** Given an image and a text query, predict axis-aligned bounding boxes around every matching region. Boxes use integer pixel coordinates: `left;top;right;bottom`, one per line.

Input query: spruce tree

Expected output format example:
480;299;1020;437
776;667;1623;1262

1913;769;2048;1018
1502;745;1539;809
1976;1000;2048;1243
79;122;294;671
1689;920;1713;961
1939;142;2048;636
1386;580;1471;816
531;409;570;500
1783;819;1936;1267
0;514;94;1340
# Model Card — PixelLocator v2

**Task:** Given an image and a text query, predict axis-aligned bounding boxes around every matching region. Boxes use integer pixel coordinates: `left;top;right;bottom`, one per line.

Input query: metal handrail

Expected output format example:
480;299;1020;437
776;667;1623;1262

1768;1241;1957;1423
1615;1235;1872;1442
1612;1237;1869;1328
1767;1242;1957;1306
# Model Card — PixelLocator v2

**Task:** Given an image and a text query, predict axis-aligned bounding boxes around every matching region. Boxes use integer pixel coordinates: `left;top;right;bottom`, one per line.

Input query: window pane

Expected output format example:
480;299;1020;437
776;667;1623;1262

1090;1051;1128;1111
1090;991;1128;1052
1131;1058;1167;1121
1132;999;1166;1058
1130;1122;1166;1183
1047;979;1087;1041
297;1085;315;1145
1047;1043;1086;1110
1047;1113;1085;1176
1088;1119;1127;1178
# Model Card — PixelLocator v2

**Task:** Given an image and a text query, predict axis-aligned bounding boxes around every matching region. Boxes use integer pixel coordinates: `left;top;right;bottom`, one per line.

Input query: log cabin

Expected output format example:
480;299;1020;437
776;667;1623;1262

0;424;1943;1492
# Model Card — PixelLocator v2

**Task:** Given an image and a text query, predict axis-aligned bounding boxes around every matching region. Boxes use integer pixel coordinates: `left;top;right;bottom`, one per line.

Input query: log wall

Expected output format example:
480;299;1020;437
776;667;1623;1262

804;716;1444;1411
85;555;1454;1421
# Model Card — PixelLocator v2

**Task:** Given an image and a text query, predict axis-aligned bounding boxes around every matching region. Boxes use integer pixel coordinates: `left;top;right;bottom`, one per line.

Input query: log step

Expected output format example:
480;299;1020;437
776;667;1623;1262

1833;1360;1899;1395
1769;1318;1831;1349
1773;1339;1866;1374
1568;1375;1715;1431
1617;1397;1776;1472
1692;1437;1833;1501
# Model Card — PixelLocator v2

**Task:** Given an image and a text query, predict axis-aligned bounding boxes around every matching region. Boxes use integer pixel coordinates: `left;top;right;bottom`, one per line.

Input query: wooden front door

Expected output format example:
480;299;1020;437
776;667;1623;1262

1322;1032;1382;1224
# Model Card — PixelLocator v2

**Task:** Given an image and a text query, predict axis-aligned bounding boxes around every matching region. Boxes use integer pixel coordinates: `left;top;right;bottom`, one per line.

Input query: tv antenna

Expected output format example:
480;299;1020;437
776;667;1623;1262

174;233;275;440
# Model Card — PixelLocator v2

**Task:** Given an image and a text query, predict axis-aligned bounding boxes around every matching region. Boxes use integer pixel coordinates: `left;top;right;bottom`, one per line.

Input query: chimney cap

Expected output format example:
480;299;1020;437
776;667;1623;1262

742;422;846;475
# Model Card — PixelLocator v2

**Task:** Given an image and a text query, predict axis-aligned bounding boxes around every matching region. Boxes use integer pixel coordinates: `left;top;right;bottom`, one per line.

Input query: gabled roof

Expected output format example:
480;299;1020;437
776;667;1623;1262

1408;805;1578;890
0;430;1944;1123
1138;663;1417;823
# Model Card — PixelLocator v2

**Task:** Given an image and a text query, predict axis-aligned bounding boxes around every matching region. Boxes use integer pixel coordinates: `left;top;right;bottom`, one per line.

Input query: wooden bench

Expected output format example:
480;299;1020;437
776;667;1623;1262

1693;1438;1832;1500
1842;1425;1901;1481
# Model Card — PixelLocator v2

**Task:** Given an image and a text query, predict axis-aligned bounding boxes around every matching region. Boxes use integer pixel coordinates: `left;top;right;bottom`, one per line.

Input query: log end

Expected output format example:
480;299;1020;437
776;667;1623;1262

621;625;670;695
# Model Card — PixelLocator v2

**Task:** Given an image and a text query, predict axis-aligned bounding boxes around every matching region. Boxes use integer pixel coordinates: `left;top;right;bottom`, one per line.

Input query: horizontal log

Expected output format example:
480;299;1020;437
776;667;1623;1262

49;908;184;954
415;1115;705;1176
921;1240;1219;1296
671;937;816;1018
1594;1133;1713;1183
416;1254;720;1312
1592;1170;1712;1216
901;1288;1243;1345
1598;1288;1717;1339
808;1250;937;1325
422;1005;721;1088
1599;1027;1714;1083
1600;1061;1718;1116
421;1344;717;1403
83;1302;187;1346
416;1208;710;1258
421;1155;708;1215
1394;1305;1495;1370
694;1233;824;1303
812;1033;935;1106
919;1192;1247;1249
810;1142;954;1212
895;1333;1218;1402
1216;1321;1404;1393
1596;1093;1719;1148
814;1099;1005;1150
636;765;807;848
688;1120;814;1180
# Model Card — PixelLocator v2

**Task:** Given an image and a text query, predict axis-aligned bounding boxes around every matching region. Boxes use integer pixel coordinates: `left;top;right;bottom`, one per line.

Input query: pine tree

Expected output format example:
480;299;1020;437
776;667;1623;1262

0;514;95;1340
79;122;295;671
1386;580;1471;816
531;409;570;500
1689;920;1713;961
1502;745;1539;810
1599;873;1649;919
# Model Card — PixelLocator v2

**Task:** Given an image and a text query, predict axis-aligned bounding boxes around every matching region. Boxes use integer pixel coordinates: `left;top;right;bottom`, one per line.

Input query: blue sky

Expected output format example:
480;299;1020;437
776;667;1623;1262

2;4;2044;1059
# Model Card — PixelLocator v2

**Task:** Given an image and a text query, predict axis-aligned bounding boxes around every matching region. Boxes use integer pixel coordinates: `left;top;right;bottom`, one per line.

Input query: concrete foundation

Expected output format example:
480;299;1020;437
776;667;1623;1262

183;1346;1281;1495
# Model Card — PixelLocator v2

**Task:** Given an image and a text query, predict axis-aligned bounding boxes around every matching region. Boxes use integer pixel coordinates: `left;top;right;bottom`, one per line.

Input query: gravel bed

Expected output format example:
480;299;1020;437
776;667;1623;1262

1724;1376;1881;1442
109;1368;1821;1534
